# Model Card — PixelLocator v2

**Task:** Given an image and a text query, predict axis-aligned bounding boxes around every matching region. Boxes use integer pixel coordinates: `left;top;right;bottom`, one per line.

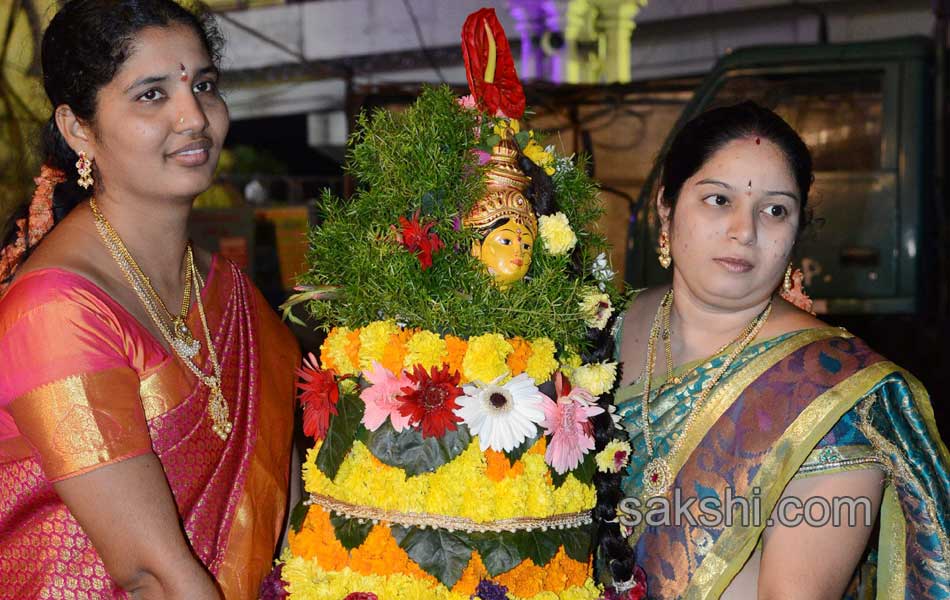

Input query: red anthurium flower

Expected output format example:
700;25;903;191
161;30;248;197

397;210;444;270
296;352;339;440
461;8;525;119
397;364;464;438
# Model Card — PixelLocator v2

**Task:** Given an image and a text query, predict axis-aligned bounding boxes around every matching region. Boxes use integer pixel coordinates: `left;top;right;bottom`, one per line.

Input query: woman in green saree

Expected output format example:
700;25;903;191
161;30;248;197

609;102;950;599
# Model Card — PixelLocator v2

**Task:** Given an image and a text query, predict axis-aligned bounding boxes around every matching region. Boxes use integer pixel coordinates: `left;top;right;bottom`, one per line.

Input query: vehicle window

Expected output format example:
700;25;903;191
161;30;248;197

707;71;884;171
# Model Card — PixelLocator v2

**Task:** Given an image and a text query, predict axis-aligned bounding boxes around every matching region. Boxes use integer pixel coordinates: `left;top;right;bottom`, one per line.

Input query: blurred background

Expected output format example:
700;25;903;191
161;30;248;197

1;0;947;431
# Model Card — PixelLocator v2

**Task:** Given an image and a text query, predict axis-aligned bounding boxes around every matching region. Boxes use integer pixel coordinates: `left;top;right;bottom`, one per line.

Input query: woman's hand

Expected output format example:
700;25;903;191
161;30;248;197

757;468;884;600
53;453;221;599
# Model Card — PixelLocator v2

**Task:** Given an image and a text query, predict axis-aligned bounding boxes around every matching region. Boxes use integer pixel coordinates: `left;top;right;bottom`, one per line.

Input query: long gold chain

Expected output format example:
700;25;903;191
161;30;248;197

89;199;231;440
640;289;771;496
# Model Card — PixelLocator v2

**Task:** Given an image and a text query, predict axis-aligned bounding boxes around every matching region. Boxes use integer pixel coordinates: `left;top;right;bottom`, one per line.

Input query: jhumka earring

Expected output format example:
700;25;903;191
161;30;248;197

657;231;672;269
76;151;94;190
782;262;793;293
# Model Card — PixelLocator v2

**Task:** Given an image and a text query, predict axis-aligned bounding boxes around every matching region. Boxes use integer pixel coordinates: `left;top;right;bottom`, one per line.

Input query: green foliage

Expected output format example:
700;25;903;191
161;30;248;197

329;514;374;550
315;388;364;480
300;86;618;352
391;525;473;588
364;419;472;477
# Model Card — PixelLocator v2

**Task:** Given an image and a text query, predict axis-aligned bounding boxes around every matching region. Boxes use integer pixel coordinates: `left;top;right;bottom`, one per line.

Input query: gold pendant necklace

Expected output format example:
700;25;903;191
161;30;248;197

90;199;232;440
640;289;771;497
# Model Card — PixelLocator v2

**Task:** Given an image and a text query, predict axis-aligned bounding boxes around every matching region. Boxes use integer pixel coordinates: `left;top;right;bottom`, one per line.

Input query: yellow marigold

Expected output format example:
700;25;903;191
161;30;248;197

578;287;612;330
493;117;520;138
462;333;512;383
595;440;632;474
404;330;448;371
570;361;618;396
320;326;360;375
523;140;556;176
559;352;583;377
506;336;532;376
525;338;559;383
380;329;414;374
444;335;469;381
358;320;400;370
538;212;577;256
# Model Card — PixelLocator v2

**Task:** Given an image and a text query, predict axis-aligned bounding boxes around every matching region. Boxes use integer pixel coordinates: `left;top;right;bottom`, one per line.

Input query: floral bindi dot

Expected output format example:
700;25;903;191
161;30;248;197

179;63;187;81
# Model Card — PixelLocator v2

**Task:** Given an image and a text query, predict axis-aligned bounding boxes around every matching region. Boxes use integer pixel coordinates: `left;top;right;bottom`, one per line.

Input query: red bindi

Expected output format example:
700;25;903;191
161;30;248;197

755;137;761;145
179;63;187;81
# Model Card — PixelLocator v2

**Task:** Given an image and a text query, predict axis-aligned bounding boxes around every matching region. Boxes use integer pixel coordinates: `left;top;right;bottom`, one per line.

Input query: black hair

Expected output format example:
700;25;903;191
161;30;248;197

519;150;638;588
0;0;223;285
659;101;813;234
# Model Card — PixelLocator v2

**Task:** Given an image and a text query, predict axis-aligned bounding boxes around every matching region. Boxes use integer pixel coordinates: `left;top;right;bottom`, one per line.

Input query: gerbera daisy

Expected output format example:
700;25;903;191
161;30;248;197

360;361;414;432
397;364;464;438
296;352;339;439
455;374;547;452
540;372;604;474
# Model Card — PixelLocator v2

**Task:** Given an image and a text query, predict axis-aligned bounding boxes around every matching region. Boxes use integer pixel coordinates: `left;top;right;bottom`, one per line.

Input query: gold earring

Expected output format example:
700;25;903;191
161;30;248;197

76;151;94;189
783;262;793;293
658;231;672;269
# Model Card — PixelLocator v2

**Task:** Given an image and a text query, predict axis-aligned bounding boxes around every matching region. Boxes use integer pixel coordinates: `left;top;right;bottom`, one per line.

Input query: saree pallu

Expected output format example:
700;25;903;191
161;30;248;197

614;327;950;599
0;257;299;599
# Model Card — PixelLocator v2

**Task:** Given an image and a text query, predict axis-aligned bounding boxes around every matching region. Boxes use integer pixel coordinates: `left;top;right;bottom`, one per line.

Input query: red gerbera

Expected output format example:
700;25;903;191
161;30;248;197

397;210;444;270
461;8;525;119
296;352;339;440
397;364;464;438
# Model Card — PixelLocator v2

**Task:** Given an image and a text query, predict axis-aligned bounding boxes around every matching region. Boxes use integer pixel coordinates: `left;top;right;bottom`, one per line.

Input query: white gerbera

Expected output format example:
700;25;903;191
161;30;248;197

454;374;548;452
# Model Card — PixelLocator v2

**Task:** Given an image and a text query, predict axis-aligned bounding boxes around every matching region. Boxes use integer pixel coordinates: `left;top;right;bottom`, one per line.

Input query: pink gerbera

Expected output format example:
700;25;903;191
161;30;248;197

540;372;604;474
360;361;414;432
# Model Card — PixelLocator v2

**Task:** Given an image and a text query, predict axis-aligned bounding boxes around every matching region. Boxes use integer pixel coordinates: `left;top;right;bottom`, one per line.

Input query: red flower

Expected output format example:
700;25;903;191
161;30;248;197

605;565;647;600
296;352;339;439
397;210;444;270
397;364;464;438
461;8;525;119
343;594;378;600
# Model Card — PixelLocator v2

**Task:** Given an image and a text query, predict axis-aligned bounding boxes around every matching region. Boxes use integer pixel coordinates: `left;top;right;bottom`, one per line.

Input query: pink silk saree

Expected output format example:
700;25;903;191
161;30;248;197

0;256;300;598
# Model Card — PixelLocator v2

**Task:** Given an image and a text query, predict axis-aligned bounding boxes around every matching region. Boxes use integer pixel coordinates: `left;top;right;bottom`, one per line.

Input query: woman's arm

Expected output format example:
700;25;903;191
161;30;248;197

757;468;884;600
53;453;220;599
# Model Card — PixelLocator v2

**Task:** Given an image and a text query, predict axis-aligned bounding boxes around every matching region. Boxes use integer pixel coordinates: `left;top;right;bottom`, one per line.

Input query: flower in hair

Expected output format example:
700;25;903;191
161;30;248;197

780;268;815;315
0;165;64;295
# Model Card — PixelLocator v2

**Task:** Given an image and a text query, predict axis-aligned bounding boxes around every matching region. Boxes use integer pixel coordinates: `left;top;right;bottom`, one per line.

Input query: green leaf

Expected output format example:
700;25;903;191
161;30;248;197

469;531;525;577
289;499;309;534
315;390;365;480
514;130;531;148
558;523;595;563
365;420;472;477
503;431;540;463
511;529;560;567
391;526;473;588
485;134;501;147
330;514;374;550
550;450;597;488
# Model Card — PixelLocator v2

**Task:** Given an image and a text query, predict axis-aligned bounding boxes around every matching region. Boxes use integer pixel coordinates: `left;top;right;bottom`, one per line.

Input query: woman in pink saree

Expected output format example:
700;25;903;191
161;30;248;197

0;1;299;597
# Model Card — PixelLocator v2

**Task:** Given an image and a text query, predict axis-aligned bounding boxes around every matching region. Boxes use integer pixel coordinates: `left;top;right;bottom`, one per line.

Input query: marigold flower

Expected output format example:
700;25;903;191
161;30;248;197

538;212;577;256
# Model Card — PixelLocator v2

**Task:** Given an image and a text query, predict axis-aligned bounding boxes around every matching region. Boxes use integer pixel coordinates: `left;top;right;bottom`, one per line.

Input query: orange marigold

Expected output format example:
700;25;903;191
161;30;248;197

345;329;361;372
484;449;524;481
451;550;489;595
444;335;468;380
289;506;349;570
379;329;413;374
348;523;438;584
506;337;532;376
495;546;588;596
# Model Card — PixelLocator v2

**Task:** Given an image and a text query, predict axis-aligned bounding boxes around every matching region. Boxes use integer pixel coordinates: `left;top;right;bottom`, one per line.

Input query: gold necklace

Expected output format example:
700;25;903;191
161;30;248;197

91;201;199;358
640;290;771;496
90;199;232;440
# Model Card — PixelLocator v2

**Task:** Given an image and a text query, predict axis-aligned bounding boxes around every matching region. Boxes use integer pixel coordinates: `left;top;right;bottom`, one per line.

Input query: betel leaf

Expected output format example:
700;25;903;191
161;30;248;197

315;390;365;480
469;531;524;577
289;499;309;534
514;130;531;149
391;525;473;588
558;523;595;563
329;514;373;550
511;529;560;566
503;431;540;463
365;421;472;476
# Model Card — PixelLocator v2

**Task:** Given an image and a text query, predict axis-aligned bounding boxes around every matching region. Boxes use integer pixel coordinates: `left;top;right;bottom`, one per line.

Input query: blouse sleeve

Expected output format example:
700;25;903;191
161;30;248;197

793;392;885;480
0;271;153;481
